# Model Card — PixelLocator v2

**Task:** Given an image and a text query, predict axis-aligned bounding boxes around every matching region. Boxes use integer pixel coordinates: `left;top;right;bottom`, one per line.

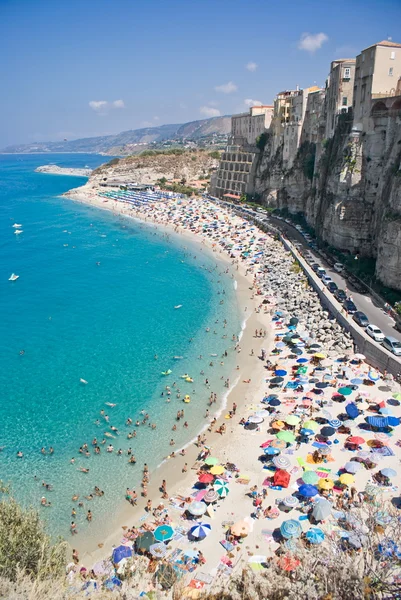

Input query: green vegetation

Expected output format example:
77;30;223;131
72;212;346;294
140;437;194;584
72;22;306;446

156;179;198;197
296;141;316;181
139;148;186;157
256;132;269;151
208;151;221;159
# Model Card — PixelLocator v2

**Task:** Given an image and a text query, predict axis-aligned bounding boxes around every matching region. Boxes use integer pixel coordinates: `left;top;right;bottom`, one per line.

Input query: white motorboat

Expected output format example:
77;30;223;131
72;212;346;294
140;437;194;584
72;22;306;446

14;230;23;235
174;305;182;309
80;378;88;384
12;223;22;228
9;273;19;281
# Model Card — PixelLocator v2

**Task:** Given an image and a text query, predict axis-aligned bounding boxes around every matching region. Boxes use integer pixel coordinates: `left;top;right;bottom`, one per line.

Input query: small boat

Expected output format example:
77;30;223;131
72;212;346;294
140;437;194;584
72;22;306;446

173;356;183;360
174;305;182;309
80;378;88;384
161;370;172;376
9;273;19;281
210;353;218;357
12;223;22;228
14;230;23;235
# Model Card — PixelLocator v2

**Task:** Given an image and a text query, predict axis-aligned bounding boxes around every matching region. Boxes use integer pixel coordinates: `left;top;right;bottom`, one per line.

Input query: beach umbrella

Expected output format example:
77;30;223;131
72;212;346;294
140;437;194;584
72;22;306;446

380;407;393;415
231;520;250;537
276;430;295;443
204;456;219;466
149;543;168;559
210;465;225;475
344;461;363;474
283;496;300;508
280;519;302;539
338;387;353;396
203;489;219;503
320;426;336;437
312;498;332;521
198;473;214;484
314;353;326;359
154;525;175;542
368;371;380;382
319;447;332;456
374;432;389;442
275;342;286;349
305;528;325;544
187;501;207;516
136;532;155;552
277;555;300;571
270;439;287;449
270;376;284;384
300;428;314;437
112;546;132;564
388;416;400;427
298;484;318;497
302;471;319;485
348;436;365;445
303;420;318;431
392;393;401;401
316;381;329;389
254;410;268;418
366;415;389;428
346;403;359;419
365;483;381;497
351;378;363;385
273;456;291;470
297;358;308;364
339;473;355;486
272;420;285;430
268;398;281;406
380;468;397;478
328;419;342;429
275;369;287;376
318;478;334;490
285;415;300;426
264;446;280;456
104;577;122;590
214;479;229;497
353;353;366;361
189;522;212;539
248;415;264;424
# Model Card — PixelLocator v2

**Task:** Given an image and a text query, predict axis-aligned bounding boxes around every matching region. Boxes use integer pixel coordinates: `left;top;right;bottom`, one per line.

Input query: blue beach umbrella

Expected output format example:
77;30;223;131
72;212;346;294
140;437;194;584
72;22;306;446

366;416;388;428
298;484;319;497
368;371;380;382
380;407;393;416
338;387;353;396
264;446;280;456
189;522;212;539
380;468;397;478
275;369;287;377
300;428;315;437
269;398;281;406
328;419;342;429
154;525;175;542
316;382;329;389
320;426;336;437
344;461;363;474
346;403;359;419
351;378;363;385
280;519;302;539
275;342;285;349
112;546;132;564
305;528;325;544
388;416;400;427
297;358;308;364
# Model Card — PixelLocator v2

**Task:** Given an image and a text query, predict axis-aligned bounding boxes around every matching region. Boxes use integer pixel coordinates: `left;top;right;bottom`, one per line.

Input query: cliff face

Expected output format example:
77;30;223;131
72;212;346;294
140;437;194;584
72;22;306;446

254;113;401;290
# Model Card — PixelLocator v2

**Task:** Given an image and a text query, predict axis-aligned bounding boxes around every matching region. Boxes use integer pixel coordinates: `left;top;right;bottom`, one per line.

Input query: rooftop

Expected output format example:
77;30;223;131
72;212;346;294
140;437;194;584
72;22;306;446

364;39;401;50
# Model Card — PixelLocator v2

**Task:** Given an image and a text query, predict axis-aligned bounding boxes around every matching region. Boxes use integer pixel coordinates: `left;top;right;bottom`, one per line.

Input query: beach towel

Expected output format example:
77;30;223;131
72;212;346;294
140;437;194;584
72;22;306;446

167;548;182;562
220;539;234;552
371;446;394;457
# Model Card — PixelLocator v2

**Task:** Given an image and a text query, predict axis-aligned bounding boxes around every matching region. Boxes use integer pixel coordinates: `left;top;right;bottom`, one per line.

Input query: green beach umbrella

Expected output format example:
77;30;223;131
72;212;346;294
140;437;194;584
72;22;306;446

214;479;230;497
302;471;319;485
392;393;401;401
338;387;353;396
276;430;295;444
204;456;219;466
303;420;319;431
285;415;300;426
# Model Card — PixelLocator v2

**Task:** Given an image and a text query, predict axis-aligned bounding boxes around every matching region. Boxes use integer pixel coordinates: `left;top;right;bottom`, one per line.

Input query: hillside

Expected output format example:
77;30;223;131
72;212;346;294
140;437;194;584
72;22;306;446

2;116;231;155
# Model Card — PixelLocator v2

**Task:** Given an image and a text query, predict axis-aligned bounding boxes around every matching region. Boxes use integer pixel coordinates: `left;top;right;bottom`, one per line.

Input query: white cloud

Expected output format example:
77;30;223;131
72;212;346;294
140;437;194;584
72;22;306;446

214;81;237;94
89;99;125;115
246;62;258;72
244;99;262;107
200;106;221;117
298;32;328;53
153;116;159;121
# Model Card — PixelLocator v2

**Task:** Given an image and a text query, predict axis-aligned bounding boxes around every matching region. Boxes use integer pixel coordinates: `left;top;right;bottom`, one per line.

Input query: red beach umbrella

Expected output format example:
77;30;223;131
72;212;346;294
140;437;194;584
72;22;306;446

277;555;300;571
347;436;366;445
198;473;214;484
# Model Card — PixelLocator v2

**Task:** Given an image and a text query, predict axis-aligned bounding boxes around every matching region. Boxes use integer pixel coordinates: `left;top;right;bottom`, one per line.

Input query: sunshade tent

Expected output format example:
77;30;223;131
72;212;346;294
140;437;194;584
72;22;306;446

189;522;212;539
112;546;132;564
280;519;302;539
154;525;175;542
312;498;332;521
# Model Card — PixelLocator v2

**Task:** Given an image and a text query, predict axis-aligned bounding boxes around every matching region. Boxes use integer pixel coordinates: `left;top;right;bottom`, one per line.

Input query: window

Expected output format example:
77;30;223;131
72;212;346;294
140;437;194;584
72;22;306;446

342;96;348;106
362;53;365;62
344;67;351;79
390;51;396;60
389;67;394;76
361;84;366;102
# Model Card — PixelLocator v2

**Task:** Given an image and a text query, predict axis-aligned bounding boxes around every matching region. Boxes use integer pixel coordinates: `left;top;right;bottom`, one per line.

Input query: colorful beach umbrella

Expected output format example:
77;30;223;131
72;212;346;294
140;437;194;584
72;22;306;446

264;446;280;456
328;419;342;429
298;484;318;497
300;428;315;437
112;546;132;564
154;525;175;542
280;519;302;539
380;468;397;478
136;532;155;552
203;489;219;503
282;496;300;508
189;522;212;539
276;430;295;443
187;501;207;516
346;403;359;419
270;439;287;449
338;387;353;396
275;369;287;376
231;520;249;537
302;471;319;485
210;465;225;475
368;371;380;382
297;358;308;364
339;473;355;486
214;479;230;497
303;420;318;431
285;415;300;426
347;436;365;445
305;528;325;544
204;457;219;466
272;455;291;470
198;473;214;484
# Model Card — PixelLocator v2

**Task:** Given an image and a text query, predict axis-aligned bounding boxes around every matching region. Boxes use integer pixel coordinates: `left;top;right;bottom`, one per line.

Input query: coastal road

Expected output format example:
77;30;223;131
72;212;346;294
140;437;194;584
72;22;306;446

266;215;401;344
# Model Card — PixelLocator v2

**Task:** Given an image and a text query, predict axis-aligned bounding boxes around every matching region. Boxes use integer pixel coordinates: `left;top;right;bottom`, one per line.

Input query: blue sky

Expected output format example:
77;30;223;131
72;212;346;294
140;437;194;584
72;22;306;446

0;0;400;147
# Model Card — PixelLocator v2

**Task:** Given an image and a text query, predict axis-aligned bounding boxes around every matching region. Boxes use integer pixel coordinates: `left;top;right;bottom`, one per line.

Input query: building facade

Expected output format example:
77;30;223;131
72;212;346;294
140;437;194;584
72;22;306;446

353;40;401;125
300;89;326;145
324;59;356;138
231;105;273;145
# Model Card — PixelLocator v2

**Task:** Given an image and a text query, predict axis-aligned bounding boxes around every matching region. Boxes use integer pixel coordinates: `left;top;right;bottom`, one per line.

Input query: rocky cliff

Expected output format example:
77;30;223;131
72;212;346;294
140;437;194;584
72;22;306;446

254;113;401;290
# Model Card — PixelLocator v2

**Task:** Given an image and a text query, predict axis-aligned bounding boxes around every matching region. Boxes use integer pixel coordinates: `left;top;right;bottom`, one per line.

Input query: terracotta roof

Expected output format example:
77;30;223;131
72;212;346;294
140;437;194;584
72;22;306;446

364;40;401;50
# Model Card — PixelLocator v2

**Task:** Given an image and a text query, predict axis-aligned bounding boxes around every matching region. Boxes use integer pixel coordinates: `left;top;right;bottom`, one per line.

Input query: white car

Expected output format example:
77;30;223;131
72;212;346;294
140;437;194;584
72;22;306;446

322;275;332;286
334;262;344;273
366;324;385;342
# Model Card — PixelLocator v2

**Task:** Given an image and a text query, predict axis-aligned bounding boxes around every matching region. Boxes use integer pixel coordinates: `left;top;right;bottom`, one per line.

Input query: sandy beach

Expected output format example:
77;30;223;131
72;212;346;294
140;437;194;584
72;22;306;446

61;183;401;598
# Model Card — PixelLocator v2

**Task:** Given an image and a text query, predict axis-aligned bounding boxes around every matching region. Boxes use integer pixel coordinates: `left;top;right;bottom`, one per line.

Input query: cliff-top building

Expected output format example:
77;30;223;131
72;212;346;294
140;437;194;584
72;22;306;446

231;105;273;145
324;59;356;139
353;40;401;125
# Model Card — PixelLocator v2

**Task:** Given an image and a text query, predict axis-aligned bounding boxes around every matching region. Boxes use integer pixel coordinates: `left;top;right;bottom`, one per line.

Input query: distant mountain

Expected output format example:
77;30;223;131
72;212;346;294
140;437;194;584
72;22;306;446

2;116;231;155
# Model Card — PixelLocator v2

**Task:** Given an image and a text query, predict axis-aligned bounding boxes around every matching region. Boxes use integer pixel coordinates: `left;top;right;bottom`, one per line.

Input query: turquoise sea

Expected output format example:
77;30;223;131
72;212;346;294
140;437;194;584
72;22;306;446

0;154;242;540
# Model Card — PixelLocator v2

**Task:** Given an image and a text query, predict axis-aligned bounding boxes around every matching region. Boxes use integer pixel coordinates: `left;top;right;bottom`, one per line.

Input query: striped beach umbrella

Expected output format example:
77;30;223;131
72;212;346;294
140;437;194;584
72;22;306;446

214;479;230;497
328;419;342;429
273;455;291;470
189;522;212;539
282;496;299;508
203;489;219;503
280;519;302;539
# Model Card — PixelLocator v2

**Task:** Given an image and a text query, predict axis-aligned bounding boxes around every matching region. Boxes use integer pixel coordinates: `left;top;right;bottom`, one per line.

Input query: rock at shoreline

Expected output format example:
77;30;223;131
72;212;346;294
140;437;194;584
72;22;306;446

35;165;92;177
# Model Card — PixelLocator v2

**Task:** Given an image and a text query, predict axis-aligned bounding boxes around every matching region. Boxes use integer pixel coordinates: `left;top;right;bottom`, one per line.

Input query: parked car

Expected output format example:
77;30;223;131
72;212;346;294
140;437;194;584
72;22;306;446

334;262;344;273
382;336;401;356
322;275;332;286
344;299;357;314
334;289;347;303
311;263;320;272
366;324;385;342
316;268;326;279
353;311;369;327
327;281;338;294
